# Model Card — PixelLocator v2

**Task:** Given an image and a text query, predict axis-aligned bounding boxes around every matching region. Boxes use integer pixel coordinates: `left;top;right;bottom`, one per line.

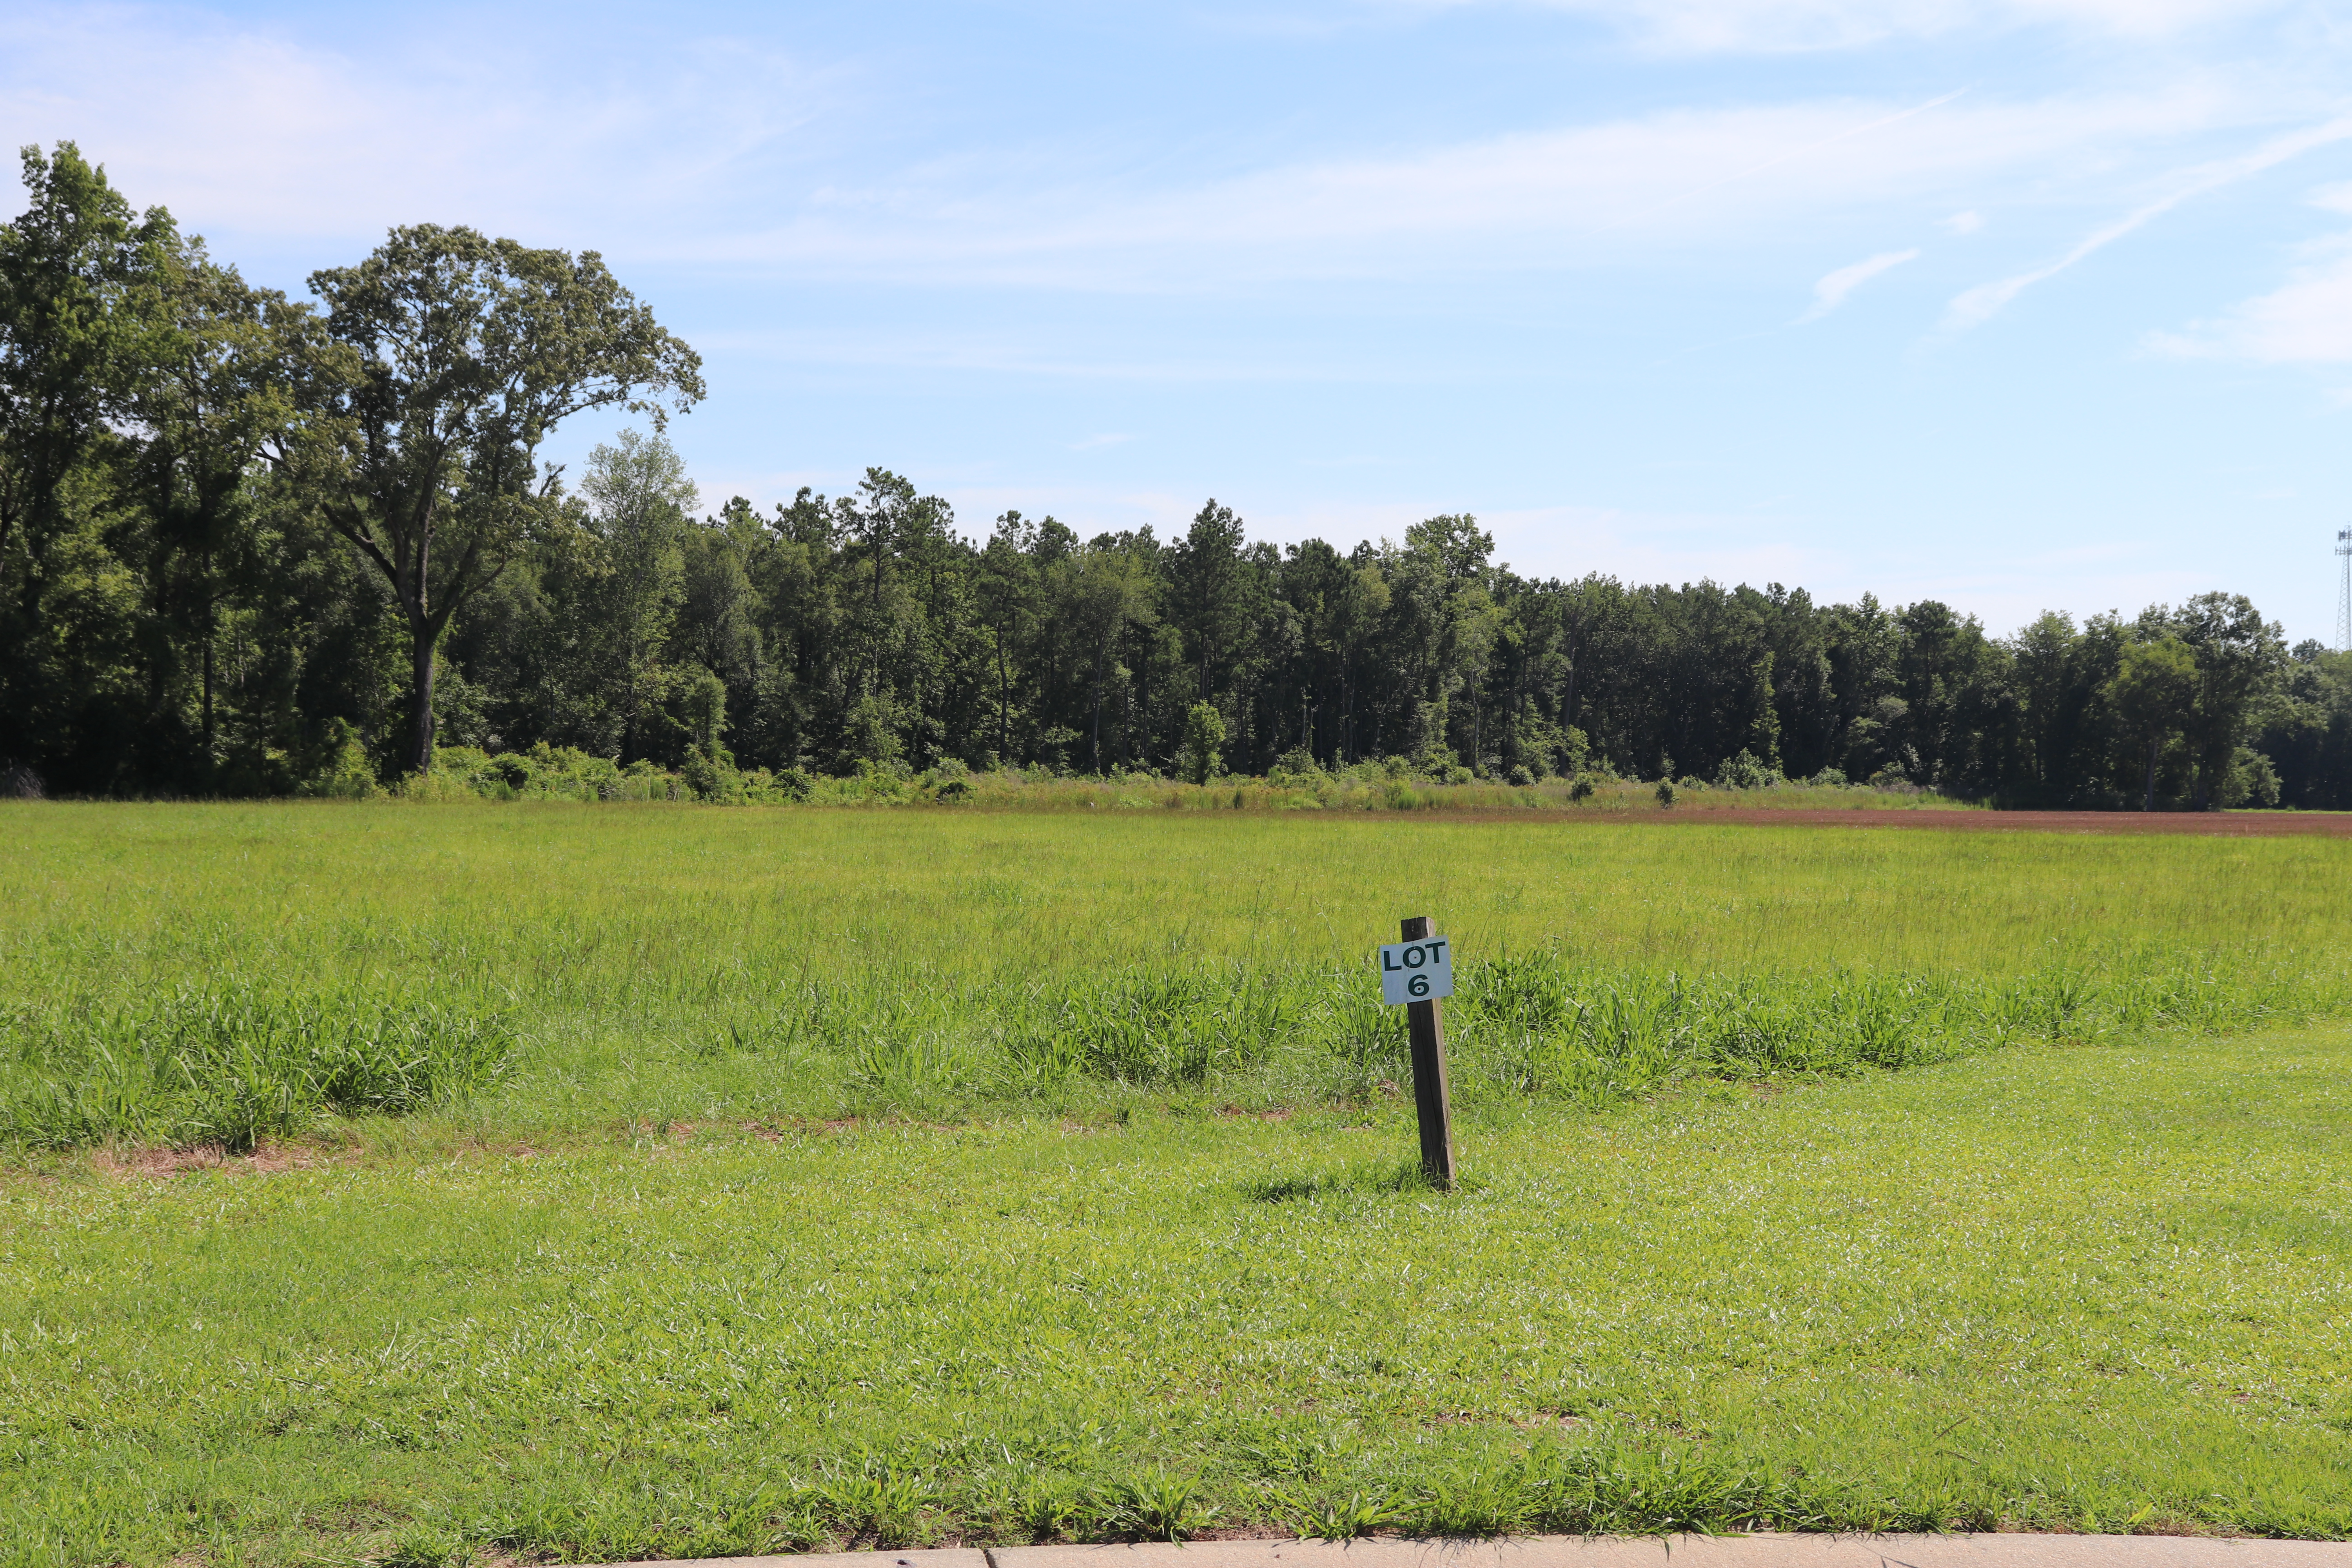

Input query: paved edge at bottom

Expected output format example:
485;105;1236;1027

565;1532;2352;1568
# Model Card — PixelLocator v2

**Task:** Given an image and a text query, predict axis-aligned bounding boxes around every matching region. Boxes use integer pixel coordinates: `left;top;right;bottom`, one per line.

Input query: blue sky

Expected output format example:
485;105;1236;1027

7;0;2352;642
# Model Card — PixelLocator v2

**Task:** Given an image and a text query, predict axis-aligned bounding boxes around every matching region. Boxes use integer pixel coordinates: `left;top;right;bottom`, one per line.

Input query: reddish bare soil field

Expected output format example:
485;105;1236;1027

1599;808;2352;836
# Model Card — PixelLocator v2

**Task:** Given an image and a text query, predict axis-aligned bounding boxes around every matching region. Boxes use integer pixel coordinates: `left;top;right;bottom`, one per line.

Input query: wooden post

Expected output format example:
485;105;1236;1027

1399;914;1456;1189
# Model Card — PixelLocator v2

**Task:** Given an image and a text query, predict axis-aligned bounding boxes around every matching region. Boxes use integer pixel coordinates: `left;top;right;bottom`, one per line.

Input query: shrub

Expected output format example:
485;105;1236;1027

299;719;380;798
679;745;744;802
1269;745;1324;786
1411;744;1472;785
1655;779;1678;808
1715;749;1783;790
2224;747;2281;808
1180;703;1227;785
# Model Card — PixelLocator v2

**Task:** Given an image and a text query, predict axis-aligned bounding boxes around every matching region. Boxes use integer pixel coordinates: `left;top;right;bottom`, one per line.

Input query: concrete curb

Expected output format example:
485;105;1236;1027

578;1534;2352;1568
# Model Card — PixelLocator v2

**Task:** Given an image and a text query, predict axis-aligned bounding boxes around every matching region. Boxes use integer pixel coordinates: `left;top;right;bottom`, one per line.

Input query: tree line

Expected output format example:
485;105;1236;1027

6;142;2349;808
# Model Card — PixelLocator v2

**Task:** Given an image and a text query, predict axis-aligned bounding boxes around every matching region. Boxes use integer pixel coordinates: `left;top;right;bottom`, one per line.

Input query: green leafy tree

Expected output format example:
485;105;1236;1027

131;240;312;769
580;430;697;761
1388;513;1497;767
1746;651;1782;773
673;499;765;722
2257;643;2352;809
1060;541;1156;773
1180;700;1226;784
279;224;702;775
0;143;176;787
2007;610;2125;806
2106;634;2197;811
0;142;173;573
1170;499;1247;701
2156;593;2285;809
975;512;1041;766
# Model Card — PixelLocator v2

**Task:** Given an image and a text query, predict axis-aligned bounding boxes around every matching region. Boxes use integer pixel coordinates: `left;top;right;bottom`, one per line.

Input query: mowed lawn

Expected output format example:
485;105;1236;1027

5;1024;2350;1564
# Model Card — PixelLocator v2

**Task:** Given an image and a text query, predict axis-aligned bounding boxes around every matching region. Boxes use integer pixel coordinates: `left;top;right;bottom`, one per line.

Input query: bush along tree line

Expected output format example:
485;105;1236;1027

4;142;2343;809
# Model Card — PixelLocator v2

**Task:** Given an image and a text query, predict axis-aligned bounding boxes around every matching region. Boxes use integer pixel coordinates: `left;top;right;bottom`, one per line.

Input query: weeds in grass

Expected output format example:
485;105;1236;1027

814;1467;938;1546
374;1524;466;1568
992;1471;1090;1542
842;1036;984;1117
0;985;514;1151
1378;1441;1965;1537
1000;969;1296;1086
4;944;2343;1149
466;1486;824;1566
1104;1470;1221;1541
1275;1487;1407;1540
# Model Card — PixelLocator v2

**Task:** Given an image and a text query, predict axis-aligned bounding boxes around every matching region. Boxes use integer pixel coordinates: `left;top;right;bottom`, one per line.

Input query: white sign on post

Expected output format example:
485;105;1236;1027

1378;936;1454;1005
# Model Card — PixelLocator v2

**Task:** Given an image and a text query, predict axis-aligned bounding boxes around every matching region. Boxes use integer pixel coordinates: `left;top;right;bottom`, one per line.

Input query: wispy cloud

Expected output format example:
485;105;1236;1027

1800;248;1920;319
0;3;835;250
1940;113;2352;334
2153;237;2352;362
1425;0;2293;52
1938;209;1984;233
1070;433;1134;450
713;86;2238;286
0;1;2290;299
2152;178;2352;364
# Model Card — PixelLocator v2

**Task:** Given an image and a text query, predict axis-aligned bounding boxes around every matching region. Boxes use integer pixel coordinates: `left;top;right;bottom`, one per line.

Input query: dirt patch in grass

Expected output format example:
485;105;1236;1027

91;1140;329;1180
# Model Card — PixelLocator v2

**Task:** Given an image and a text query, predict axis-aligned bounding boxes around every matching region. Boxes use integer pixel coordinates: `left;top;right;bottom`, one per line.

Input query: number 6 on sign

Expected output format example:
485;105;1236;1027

1378;936;1453;1005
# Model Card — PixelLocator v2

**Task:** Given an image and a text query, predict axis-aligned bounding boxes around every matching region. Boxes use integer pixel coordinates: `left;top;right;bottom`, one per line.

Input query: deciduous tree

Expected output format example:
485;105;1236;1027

279;225;702;775
2107;634;2198;811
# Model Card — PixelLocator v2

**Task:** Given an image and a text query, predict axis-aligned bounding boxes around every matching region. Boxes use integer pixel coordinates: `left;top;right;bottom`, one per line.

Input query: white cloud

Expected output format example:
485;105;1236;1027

1071;433;1134;450
2;0;2324;318
1940;113;2352;334
1939;209;1984;233
2;2;2267;290
715;85;2239;286
2154;235;2352;361
1800;247;1920;319
0;4;831;250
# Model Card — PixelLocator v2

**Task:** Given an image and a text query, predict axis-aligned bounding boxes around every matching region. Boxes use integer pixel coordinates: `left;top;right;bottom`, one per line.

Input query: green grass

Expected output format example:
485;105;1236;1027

2;800;2348;1141
4;1027;2350;1566
4;801;2352;1564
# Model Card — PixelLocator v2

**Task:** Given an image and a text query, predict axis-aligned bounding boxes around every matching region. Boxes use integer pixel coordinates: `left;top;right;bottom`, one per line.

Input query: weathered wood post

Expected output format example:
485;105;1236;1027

1399;914;1456;1189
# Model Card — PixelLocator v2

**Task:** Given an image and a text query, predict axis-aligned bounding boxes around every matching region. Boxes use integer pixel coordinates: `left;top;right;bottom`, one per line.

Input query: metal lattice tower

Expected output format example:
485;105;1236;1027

2339;527;2352;653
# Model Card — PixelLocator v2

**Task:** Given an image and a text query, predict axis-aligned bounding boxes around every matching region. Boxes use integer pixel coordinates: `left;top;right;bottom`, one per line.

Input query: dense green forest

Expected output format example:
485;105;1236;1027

5;142;2348;808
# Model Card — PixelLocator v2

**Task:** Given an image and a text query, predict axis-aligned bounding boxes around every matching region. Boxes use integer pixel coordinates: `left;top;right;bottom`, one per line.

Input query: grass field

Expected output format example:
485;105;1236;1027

3;802;2352;1563
4;800;2350;1143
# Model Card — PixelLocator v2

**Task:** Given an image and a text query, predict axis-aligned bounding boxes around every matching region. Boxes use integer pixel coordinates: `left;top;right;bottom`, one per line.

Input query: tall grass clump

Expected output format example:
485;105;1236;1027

724;946;2352;1120
1434;951;2327;1105
1000;969;1299;1085
0;985;515;1151
6;948;2347;1149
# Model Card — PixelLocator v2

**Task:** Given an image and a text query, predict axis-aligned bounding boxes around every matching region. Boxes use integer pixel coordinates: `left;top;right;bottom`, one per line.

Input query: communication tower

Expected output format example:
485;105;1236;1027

2340;527;2352;654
